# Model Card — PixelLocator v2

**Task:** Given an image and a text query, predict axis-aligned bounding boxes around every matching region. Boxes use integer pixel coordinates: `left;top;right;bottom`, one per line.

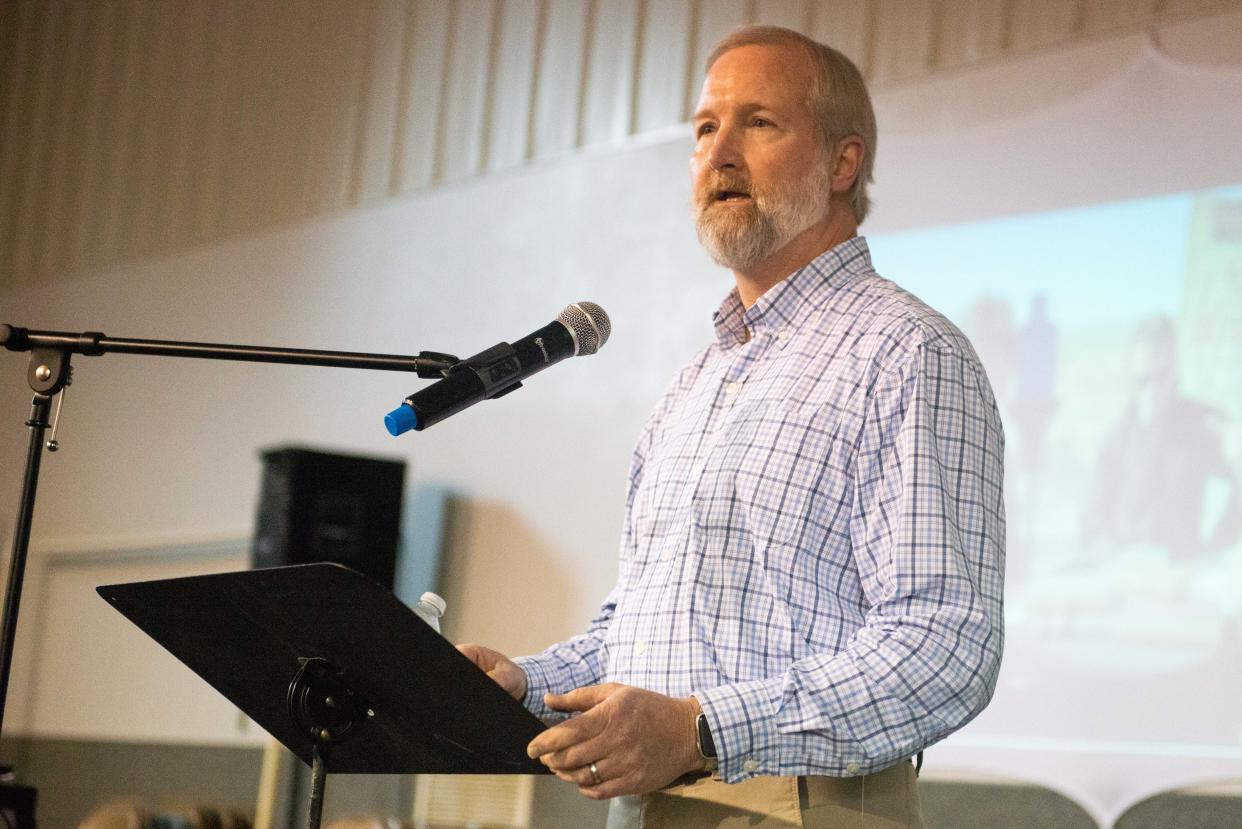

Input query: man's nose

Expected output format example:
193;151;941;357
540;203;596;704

707;125;742;170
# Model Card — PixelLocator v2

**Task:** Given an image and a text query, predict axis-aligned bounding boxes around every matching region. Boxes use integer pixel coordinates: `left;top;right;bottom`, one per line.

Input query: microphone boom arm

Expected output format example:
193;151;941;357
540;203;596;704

0;322;461;749
0;324;460;377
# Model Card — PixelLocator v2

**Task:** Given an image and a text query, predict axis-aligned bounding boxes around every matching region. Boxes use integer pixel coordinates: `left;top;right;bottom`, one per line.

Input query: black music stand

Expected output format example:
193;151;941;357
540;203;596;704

97;563;550;829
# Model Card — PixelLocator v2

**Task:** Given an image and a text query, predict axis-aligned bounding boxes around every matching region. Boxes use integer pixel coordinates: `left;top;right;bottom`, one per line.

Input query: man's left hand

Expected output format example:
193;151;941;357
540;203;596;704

526;683;705;799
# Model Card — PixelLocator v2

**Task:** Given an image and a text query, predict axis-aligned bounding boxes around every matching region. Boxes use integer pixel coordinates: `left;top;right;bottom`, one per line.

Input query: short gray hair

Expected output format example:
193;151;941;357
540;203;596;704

706;26;877;224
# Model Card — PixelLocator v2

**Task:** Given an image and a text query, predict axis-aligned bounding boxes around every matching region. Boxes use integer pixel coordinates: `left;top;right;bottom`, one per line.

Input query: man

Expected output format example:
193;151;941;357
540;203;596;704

460;25;1005;828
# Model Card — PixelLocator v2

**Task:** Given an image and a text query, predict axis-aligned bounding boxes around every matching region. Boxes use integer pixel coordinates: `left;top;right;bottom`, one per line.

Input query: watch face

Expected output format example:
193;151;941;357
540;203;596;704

696;713;717;758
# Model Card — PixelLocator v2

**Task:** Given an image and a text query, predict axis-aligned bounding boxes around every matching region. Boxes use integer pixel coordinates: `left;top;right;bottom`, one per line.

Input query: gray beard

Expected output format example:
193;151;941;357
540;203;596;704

695;176;828;272
696;203;783;272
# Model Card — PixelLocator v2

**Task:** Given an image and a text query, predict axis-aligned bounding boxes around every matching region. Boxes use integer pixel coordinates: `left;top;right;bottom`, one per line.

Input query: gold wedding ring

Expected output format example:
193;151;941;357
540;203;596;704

589;761;601;785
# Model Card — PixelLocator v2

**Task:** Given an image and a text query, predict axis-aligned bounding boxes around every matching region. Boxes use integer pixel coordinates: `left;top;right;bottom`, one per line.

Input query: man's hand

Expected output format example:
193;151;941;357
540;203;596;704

526;683;705;799
456;644;527;701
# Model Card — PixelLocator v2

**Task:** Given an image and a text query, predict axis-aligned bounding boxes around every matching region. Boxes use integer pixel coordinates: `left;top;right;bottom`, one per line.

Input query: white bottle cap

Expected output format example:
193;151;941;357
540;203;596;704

418;591;447;617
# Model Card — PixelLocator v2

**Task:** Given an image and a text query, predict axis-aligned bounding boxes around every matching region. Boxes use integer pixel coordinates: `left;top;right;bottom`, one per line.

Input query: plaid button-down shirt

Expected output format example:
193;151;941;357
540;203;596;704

516;236;1006;782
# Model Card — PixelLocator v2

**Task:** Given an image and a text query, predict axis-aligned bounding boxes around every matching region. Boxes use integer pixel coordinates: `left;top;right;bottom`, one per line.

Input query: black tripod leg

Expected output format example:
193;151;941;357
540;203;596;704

306;743;329;829
0;395;52;740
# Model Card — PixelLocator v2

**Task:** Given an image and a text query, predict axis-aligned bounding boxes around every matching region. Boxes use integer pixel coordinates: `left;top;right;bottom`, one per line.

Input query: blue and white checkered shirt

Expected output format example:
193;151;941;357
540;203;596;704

516;236;1005;782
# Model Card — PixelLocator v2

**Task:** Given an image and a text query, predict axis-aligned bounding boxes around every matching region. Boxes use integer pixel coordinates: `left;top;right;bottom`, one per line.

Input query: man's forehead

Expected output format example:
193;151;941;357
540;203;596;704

697;43;814;113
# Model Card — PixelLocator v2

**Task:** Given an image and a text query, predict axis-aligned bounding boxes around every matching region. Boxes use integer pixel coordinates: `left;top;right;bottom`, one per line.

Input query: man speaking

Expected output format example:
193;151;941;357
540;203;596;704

460;25;1005;828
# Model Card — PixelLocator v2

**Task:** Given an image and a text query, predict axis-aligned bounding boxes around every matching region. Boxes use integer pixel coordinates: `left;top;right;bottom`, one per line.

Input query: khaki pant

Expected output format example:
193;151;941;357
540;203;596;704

606;761;922;829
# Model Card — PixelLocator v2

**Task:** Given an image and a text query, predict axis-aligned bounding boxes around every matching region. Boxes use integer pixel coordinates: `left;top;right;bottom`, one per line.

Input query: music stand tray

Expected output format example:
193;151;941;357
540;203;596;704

98;563;550;827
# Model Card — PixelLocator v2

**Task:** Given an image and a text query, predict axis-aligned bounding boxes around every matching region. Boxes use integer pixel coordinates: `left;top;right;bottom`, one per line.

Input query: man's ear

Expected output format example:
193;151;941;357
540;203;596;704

830;136;865;194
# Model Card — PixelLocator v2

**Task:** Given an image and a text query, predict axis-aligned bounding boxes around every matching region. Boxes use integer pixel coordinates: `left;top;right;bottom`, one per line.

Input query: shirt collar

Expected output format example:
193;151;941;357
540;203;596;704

711;236;873;347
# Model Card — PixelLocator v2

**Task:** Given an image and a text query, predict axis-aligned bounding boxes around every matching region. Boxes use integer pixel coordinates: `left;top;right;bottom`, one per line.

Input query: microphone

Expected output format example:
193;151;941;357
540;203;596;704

384;302;611;435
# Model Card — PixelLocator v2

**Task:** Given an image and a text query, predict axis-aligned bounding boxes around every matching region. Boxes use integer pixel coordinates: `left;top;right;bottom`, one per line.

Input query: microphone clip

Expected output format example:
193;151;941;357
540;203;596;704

415;351;460;379
445;343;524;400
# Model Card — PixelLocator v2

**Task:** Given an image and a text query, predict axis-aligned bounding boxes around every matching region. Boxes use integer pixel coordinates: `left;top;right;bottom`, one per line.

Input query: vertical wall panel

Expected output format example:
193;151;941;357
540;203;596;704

690;0;749;100
486;0;541;171
634;0;694;133
265;2;328;225
34;0;89;282
0;1;14;120
1082;0;1161;33
354;0;410;204
438;0;497;182
114;0;159;256
935;0;1011;68
326;3;371;212
393;0;451;193
753;0;811;31
12;5;70;284
4;0;1241;290
808;0;872;71
217;2;271;236
1162;0;1236;13
345;0;381;207
210;0;255;236
1008;0;1085;52
191;0;236;244
871;0;936;85
571;0;596;147
531;0;589;158
290;1;369;214
581;0;641;147
154;1;213;258
269;2;316;223
128;0;183;260
261;0;369;219
90;0;136;264
66;0;118;274
0;0;33;283
283;1;341;220
0;0;25;283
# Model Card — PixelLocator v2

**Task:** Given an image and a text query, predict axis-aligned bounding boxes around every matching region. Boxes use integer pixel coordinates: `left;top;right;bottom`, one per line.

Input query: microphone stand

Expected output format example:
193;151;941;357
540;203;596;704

0;323;458;824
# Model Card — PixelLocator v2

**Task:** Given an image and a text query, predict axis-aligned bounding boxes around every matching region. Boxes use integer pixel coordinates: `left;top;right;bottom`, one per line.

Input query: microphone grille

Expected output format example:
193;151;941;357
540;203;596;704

559;302;611;356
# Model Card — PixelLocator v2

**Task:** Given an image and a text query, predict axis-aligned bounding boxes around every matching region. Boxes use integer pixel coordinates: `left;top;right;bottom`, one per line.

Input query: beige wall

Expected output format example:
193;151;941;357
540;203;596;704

3;0;1239;290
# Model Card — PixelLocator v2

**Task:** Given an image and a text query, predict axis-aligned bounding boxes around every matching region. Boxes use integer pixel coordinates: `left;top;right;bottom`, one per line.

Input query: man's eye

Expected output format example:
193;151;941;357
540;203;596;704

752;118;772;127
696;124;716;137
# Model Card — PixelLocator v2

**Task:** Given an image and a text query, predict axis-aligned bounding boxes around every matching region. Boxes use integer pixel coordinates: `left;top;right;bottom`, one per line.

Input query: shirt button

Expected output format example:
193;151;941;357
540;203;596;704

743;759;760;773
634;641;648;656
724;382;740;395
846;762;861;775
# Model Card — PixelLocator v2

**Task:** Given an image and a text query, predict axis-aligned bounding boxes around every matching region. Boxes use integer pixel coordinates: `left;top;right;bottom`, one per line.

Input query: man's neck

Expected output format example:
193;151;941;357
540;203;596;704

733;207;858;309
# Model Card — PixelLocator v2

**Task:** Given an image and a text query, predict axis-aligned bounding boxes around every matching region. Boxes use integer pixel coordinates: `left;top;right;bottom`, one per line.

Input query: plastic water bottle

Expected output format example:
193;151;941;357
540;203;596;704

413;591;447;634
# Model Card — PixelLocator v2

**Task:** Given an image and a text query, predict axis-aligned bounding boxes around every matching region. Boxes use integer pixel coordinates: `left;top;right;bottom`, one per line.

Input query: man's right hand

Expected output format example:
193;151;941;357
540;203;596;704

456;643;528;701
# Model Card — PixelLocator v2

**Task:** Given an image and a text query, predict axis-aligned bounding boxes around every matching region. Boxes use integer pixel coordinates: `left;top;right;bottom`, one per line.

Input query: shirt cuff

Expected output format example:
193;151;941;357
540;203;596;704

511;655;560;722
693;677;784;782
694;673;875;780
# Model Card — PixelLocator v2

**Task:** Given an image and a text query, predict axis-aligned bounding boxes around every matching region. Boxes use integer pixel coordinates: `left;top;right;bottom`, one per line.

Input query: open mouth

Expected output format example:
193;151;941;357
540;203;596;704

715;190;752;203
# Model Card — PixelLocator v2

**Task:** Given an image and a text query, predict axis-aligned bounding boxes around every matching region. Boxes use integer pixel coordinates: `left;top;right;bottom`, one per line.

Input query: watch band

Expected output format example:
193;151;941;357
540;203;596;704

695;712;719;772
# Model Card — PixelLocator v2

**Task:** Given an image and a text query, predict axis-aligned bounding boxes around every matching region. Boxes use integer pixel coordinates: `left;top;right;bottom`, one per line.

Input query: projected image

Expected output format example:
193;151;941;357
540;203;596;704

872;186;1242;751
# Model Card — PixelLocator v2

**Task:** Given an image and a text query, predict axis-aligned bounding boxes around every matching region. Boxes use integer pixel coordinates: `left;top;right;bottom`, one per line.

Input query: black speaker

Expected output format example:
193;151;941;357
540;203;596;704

251;446;405;589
